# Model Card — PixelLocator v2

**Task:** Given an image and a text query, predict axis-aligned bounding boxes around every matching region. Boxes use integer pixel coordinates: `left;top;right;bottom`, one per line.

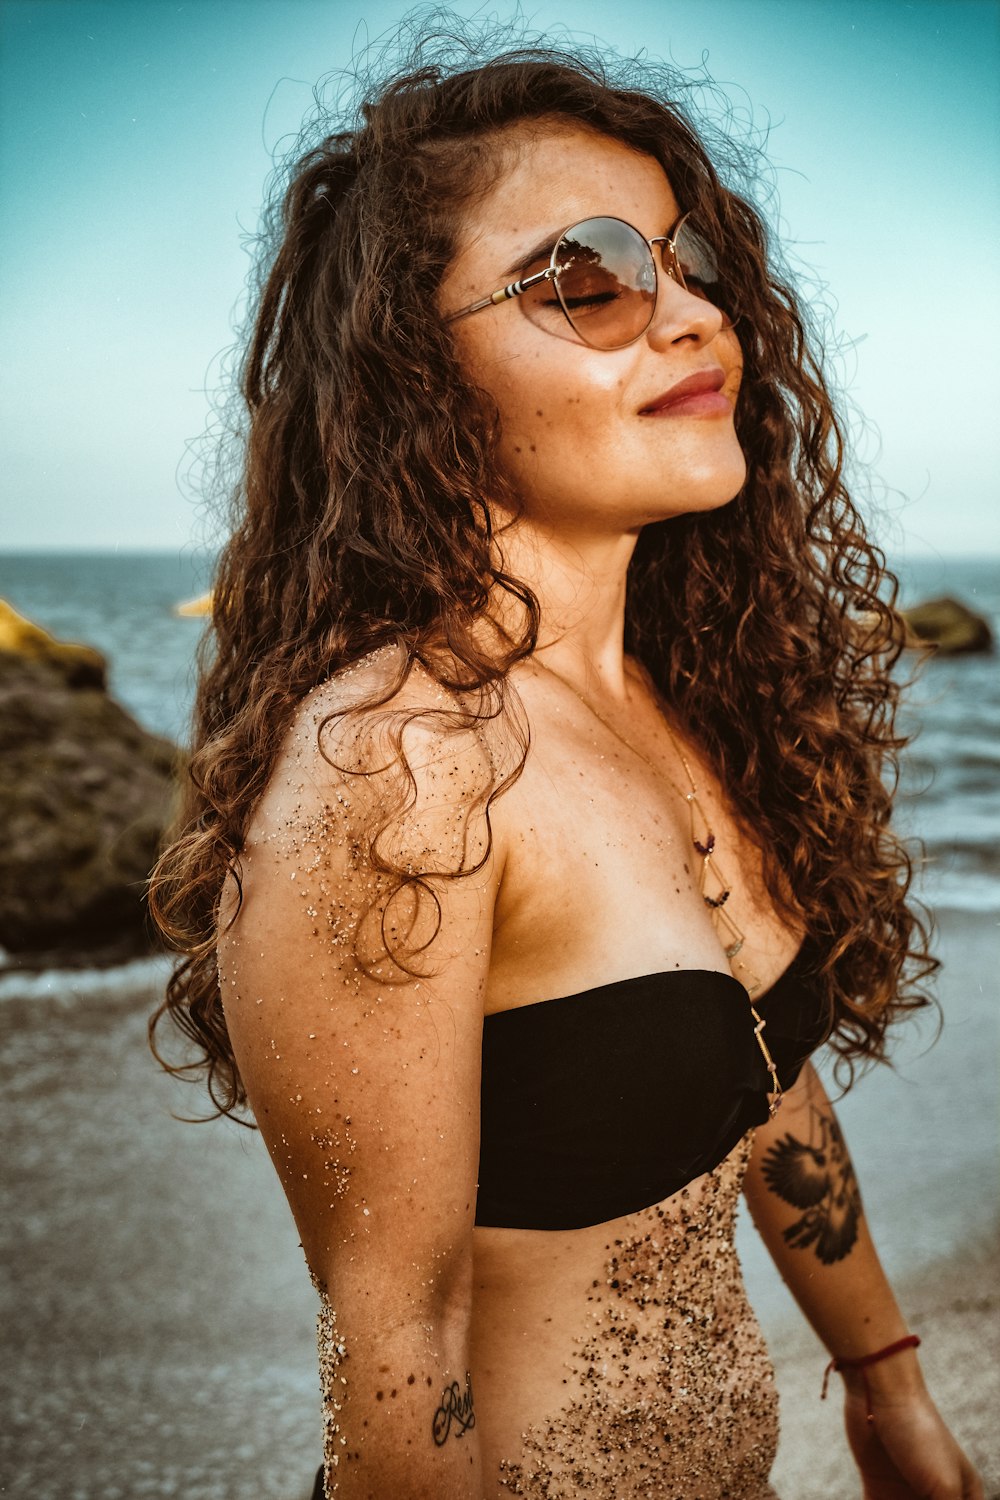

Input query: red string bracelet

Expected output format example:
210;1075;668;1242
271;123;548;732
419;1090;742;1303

821;1335;921;1424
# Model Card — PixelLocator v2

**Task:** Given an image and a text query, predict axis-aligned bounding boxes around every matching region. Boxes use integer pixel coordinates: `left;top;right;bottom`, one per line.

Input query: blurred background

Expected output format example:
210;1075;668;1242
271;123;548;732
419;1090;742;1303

2;2;998;1497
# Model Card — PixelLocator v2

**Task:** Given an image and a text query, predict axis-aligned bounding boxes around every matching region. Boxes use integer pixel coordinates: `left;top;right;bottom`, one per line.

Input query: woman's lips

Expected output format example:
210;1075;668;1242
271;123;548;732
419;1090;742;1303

639;369;731;417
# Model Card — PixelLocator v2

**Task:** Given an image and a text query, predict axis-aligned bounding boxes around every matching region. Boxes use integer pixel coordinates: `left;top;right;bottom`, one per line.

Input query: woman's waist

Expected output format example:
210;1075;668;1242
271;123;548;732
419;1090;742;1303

470;1234;771;1497
473;1184;753;1345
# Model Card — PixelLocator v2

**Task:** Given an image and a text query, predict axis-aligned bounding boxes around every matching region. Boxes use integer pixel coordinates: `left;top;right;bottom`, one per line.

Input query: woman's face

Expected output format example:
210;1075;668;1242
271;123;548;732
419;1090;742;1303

441;123;746;538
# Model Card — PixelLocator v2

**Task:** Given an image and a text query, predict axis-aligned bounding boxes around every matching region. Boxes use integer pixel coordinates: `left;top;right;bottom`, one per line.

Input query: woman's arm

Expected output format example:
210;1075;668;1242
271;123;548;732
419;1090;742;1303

221;680;500;1498
743;1061;983;1499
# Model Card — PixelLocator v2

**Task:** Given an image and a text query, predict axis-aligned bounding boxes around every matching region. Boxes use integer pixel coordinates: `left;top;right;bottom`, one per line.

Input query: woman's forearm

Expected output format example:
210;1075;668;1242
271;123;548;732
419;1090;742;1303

318;1310;485;1497
742;1061;923;1386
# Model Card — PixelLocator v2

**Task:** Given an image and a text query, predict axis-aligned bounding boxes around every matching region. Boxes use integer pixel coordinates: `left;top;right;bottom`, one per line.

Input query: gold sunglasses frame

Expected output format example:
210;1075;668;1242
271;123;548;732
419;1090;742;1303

445;212;715;348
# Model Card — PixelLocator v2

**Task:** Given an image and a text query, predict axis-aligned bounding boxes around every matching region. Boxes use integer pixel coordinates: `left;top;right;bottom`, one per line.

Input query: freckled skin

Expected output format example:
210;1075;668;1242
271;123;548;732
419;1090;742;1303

441;124;745;539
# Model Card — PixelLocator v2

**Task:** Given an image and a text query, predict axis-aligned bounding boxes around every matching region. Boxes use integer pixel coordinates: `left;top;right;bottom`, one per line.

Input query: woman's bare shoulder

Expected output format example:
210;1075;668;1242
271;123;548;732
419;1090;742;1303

221;642;504;999
246;642;509;882
294;642;499;769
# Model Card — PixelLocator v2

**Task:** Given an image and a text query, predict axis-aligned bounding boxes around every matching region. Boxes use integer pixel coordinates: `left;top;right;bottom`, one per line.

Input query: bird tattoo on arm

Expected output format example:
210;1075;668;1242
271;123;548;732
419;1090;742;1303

760;1106;862;1264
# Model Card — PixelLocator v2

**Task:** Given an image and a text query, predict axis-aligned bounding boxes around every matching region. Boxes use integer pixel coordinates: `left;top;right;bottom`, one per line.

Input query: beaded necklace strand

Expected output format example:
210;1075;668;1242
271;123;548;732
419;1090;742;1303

534;657;783;1116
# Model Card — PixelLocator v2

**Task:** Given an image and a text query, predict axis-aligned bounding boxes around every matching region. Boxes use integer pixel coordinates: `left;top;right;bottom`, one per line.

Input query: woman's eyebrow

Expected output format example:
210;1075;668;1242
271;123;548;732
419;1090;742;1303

502;229;562;277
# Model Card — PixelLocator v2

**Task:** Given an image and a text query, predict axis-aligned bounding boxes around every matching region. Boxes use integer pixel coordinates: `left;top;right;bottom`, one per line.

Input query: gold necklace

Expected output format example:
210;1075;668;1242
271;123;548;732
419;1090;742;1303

534;657;783;1116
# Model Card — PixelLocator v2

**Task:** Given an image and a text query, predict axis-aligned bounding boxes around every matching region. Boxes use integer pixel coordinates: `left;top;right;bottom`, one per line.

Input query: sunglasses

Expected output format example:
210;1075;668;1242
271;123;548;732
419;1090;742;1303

446;213;734;350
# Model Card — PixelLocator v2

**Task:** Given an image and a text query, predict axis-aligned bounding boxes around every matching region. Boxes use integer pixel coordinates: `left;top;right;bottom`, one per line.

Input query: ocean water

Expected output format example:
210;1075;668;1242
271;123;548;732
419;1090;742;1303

0;548;997;915
891;558;1000;913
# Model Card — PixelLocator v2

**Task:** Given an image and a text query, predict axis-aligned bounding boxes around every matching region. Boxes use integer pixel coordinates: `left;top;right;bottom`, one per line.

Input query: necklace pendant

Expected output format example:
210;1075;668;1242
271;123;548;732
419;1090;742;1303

533;659;785;1111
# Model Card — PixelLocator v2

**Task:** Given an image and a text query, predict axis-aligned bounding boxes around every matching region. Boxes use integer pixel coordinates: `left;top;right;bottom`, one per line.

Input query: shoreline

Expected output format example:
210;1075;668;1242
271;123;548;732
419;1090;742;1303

3;906;997;1496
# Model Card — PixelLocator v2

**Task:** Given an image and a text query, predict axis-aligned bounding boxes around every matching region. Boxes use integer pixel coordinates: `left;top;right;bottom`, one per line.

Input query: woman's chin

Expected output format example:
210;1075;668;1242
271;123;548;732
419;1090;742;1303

651;474;747;525
670;452;748;518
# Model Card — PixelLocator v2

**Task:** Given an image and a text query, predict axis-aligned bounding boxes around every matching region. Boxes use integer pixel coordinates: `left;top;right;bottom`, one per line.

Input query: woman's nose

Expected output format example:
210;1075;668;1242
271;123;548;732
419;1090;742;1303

645;258;727;349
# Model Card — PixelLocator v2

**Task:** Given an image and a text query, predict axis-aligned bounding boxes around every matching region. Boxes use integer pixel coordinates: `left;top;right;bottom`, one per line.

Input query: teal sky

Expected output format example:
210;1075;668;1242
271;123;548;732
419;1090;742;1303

1;0;998;556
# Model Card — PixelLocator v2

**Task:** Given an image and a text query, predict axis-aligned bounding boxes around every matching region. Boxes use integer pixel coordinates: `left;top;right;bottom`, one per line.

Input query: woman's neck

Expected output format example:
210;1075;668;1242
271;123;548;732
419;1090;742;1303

489;513;639;702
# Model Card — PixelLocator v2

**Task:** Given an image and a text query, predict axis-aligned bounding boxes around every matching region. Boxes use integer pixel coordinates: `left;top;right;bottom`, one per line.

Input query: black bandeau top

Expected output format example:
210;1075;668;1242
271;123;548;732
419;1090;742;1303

475;945;831;1231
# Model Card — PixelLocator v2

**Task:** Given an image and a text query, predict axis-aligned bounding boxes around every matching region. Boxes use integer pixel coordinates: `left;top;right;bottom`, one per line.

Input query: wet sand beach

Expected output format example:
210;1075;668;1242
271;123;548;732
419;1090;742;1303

2;908;997;1498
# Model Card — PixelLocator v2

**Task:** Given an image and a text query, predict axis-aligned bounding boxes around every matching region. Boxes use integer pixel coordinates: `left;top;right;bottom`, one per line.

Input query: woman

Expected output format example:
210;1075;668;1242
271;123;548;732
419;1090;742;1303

150;37;983;1500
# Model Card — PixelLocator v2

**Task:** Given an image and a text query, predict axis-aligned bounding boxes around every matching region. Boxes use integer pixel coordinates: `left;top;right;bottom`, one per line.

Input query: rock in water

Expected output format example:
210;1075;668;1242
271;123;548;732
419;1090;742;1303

900;595;995;655
0;600;181;962
0;596;108;686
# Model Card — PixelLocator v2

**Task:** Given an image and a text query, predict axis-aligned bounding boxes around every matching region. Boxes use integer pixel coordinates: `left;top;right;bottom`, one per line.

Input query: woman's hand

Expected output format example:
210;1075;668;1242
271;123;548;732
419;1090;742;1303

843;1383;984;1500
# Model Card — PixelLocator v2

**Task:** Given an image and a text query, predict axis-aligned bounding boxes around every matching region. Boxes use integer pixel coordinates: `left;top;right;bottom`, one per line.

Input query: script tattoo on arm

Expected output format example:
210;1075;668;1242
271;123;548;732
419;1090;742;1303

760;1103;862;1264
432;1371;476;1446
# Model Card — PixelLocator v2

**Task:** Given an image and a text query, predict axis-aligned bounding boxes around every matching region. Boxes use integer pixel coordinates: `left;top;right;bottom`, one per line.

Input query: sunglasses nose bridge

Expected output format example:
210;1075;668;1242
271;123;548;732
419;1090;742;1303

648;234;682;287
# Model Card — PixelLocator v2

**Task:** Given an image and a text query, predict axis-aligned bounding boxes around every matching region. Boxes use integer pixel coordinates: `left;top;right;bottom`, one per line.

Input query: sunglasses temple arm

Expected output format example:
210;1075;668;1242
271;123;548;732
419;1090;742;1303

447;266;555;323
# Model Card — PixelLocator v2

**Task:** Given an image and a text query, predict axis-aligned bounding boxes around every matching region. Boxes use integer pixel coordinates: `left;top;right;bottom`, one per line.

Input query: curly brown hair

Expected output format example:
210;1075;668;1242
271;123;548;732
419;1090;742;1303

148;28;934;1122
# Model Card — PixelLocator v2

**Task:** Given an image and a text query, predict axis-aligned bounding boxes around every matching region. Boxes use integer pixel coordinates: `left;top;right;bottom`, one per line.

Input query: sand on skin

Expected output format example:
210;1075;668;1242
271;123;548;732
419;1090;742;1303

2;908;997;1498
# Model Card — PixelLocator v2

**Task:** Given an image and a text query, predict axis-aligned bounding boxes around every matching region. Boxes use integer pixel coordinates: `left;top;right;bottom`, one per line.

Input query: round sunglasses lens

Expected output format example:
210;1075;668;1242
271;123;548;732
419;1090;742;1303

553;218;655;349
672;219;734;327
